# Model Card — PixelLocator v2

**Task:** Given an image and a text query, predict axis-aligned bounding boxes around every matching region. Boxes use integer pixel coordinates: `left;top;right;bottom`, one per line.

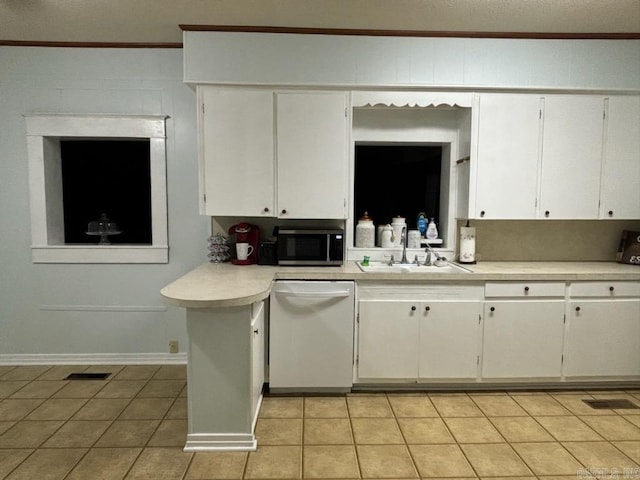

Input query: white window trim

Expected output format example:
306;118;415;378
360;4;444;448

25;114;169;264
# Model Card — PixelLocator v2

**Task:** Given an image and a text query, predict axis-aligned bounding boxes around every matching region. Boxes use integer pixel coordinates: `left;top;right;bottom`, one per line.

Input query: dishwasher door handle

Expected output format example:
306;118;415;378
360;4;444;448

273;289;352;298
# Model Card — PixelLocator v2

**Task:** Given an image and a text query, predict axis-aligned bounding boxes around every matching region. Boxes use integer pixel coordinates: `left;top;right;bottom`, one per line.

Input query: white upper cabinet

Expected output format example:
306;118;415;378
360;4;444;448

199;87;274;216
600;96;640;219
469;94;640;220
474;94;541;219
276;92;349;219
539;96;605;219
199;88;348;219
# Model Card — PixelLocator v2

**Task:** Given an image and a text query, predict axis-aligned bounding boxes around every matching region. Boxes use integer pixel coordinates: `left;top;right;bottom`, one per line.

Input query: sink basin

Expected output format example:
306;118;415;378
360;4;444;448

356;261;471;274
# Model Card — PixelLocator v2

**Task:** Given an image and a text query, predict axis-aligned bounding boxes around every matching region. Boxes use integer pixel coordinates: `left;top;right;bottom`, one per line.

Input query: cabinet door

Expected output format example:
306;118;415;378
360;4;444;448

566;300;640;377
482;301;565;378
251;302;265;420
539;96;604;219
358;301;419;379
601;96;640;219
475;94;541;219
419;301;481;379
200;87;274;216
276;92;348;219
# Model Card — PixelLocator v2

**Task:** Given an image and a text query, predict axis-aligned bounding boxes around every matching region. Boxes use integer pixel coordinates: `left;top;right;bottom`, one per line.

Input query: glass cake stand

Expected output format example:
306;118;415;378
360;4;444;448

86;213;122;245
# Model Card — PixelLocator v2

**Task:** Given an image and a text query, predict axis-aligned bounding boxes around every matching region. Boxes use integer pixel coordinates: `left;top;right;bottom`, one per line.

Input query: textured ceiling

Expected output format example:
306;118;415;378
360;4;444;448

1;0;639;45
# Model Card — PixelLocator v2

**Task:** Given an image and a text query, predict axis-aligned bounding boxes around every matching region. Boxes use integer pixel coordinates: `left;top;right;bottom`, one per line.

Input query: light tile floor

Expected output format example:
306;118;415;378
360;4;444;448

1;364;640;479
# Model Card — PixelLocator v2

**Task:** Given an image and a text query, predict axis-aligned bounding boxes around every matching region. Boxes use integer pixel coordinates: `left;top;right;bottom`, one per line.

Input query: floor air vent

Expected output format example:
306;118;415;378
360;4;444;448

65;373;111;380
582;399;640;410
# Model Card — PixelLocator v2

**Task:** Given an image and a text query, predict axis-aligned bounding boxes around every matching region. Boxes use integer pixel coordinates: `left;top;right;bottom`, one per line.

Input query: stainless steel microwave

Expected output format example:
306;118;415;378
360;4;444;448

276;228;344;266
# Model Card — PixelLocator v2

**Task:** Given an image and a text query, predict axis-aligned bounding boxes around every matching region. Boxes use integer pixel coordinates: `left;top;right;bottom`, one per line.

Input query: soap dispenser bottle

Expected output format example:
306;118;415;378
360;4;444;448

417;212;427;237
426;217;438;240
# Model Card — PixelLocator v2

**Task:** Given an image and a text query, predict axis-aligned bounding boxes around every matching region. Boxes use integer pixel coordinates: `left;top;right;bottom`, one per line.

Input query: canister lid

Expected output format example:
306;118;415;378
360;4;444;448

359;211;373;222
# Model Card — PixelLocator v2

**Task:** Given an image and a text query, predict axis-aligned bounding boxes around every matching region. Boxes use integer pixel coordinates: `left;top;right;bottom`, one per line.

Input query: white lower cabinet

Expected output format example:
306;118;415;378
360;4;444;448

356;284;483;382
482;301;565;378
251;301;265;420
565;281;640;378
358;301;419;379
184;300;266;451
419;301;481;379
356;280;639;385
482;281;566;379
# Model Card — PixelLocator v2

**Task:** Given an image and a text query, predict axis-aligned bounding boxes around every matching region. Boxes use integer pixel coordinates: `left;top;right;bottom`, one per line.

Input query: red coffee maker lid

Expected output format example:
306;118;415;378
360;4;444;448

234;223;251;234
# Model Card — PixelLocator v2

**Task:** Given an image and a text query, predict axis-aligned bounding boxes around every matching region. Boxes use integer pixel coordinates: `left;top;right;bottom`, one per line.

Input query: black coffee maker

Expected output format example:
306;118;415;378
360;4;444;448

258;241;278;265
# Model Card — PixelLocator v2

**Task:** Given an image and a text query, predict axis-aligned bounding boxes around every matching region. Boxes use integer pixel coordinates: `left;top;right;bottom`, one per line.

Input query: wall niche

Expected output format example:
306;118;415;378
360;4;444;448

25;114;168;263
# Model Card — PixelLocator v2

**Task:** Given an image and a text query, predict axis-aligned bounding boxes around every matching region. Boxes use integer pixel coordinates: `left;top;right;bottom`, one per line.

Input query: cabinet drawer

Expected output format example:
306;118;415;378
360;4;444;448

357;283;484;301
485;282;565;298
570;281;640;298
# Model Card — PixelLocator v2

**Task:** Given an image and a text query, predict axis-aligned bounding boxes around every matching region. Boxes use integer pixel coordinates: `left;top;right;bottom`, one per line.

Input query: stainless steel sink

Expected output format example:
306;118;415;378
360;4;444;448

356;261;471;274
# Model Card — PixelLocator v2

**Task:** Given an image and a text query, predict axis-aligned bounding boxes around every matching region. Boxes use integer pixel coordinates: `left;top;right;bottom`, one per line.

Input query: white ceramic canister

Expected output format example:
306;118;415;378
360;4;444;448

380;224;395;248
407;229;421;249
391;216;406;247
355;212;375;248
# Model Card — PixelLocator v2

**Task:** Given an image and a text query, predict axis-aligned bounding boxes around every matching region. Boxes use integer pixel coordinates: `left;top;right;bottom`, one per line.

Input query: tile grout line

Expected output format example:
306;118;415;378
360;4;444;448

469;392;565;478
3;370;640;479
444;392;484;479
539;391;640;469
300;395;305;479
344;393;364;480
507;390;591;473
0;365;92;480
386;392;422;479
114;365;184;480
64;365;177;480
63;365;155;480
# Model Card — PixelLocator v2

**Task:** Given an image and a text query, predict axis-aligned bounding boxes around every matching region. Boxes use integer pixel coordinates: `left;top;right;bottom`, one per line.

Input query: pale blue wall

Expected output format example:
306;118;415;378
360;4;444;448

0;47;209;361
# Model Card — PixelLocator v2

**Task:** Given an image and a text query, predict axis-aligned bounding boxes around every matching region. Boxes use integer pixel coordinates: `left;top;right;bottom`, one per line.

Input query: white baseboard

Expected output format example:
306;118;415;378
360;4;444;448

0;352;187;366
184;433;257;452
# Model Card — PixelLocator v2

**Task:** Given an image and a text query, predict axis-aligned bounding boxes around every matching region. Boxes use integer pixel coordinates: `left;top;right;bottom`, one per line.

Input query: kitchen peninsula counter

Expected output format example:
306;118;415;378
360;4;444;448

162;260;639;452
161;261;640;308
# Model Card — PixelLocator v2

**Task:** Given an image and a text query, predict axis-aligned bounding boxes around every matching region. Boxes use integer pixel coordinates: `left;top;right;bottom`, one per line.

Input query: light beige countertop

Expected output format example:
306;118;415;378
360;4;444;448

161;261;640;308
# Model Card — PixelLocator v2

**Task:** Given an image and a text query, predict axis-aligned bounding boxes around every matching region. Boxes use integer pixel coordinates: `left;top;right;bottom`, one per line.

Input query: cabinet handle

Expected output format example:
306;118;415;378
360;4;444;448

411;306;417;311
425;306;430;312
524;286;530;293
544;210;550;217
263;207;270;213
608;210;614;217
609;286;615;292
281;209;287;215
490;306;495;312
480;210;486;217
254;329;259;334
575;306;581;312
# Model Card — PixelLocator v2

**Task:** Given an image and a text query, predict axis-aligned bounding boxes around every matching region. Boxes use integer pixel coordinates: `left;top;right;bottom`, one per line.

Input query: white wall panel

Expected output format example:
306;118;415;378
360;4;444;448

185;32;640;91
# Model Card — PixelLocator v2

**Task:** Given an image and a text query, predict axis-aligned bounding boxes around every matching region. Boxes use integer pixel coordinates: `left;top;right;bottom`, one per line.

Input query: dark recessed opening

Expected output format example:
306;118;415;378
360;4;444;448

354;144;442;234
61;139;152;245
65;372;111;380
582;399;640;409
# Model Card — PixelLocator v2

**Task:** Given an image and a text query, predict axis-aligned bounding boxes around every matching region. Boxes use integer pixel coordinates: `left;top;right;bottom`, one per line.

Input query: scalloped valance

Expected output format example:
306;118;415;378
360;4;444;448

352;91;473;108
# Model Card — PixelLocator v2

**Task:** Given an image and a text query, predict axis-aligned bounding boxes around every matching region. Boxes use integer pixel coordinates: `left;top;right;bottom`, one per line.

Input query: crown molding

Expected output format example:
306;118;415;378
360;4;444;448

179;24;640;40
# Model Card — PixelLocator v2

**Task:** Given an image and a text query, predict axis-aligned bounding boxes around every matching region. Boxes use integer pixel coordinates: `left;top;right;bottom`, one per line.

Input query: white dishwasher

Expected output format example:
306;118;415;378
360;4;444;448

269;281;355;391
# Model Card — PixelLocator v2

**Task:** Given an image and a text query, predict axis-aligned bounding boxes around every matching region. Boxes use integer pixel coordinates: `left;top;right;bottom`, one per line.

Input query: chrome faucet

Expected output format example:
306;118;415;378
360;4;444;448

400;226;410;264
424;242;442;266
